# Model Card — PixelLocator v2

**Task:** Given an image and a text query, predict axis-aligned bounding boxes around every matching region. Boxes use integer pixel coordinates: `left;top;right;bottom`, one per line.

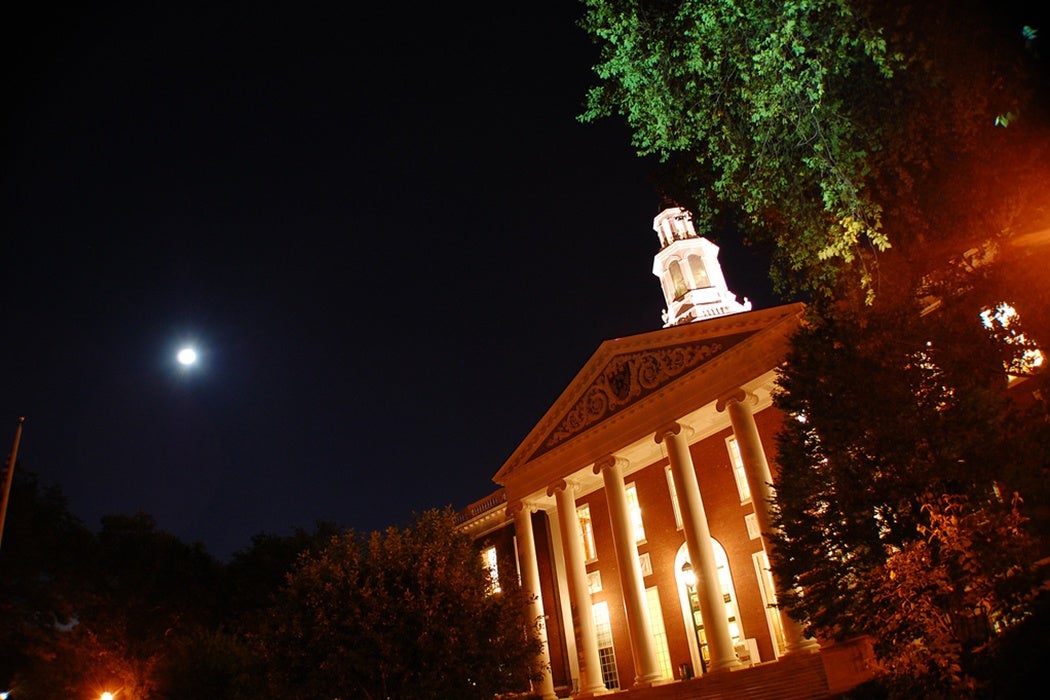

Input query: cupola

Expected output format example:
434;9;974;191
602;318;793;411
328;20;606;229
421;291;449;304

652;207;752;327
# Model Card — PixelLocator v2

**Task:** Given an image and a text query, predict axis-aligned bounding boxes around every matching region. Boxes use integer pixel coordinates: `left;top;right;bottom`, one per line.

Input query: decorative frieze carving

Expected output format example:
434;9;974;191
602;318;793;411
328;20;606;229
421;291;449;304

538;333;751;454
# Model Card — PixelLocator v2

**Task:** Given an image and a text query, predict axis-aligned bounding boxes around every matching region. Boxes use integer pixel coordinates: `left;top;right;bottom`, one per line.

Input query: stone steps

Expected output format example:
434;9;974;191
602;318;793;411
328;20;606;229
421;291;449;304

601;652;830;700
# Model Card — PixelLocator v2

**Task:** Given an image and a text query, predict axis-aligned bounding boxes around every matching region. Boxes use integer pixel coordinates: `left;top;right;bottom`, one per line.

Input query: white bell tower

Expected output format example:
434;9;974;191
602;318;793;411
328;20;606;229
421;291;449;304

652;206;752;327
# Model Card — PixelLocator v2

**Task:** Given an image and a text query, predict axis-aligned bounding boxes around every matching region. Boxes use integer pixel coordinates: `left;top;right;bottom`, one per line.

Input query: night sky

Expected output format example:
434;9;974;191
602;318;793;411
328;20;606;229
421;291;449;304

2;1;776;559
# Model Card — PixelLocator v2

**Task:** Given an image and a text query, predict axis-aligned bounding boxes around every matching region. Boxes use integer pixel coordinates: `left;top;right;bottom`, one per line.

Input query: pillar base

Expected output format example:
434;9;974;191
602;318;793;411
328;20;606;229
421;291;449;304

706;655;744;673
631;672;667;688
784;637;822;655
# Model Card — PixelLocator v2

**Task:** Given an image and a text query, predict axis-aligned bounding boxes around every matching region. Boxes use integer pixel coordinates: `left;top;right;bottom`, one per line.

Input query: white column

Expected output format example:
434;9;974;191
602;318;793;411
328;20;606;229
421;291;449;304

545;507;580;683
548;479;609;696
717;390;819;654
593;456;663;687
510;500;559;699
656;422;742;672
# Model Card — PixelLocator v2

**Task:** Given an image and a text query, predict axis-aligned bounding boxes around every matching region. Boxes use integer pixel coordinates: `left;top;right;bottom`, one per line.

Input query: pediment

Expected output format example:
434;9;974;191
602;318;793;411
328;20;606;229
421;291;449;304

536;332;751;457
494;303;804;487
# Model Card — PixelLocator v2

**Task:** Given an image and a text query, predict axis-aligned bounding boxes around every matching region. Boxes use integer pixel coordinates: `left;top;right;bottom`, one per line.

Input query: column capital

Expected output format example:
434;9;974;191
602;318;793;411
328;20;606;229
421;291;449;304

593;454;629;475
654;421;690;444
507;499;538;517
546;479;575;498
715;388;755;412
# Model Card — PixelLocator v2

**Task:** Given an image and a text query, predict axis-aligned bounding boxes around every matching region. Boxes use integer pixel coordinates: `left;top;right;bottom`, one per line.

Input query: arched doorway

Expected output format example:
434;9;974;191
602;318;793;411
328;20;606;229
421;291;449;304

674;541;744;676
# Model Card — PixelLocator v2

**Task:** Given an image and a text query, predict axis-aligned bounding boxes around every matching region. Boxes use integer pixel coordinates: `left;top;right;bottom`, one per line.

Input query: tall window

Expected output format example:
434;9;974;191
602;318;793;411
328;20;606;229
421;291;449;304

753;550;786;658
625;483;646;543
726;436;751;503
481;545;500;594
592;601;620;689
646;587;674;679
577;504;597;561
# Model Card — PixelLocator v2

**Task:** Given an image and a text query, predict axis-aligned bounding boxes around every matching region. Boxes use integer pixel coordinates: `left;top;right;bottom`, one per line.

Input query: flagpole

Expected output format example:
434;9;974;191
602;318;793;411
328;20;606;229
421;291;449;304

0;416;26;551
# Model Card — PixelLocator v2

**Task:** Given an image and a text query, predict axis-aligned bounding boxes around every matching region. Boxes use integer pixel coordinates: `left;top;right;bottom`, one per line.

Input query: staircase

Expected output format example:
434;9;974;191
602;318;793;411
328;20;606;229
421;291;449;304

602;652;831;700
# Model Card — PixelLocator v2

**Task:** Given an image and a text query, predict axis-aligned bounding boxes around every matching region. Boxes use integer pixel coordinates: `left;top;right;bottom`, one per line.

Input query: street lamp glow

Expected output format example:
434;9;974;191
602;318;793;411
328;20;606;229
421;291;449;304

176;347;198;366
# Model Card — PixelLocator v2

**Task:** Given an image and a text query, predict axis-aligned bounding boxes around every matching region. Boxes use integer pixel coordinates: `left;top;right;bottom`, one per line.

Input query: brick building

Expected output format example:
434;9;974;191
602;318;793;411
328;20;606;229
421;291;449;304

457;207;868;698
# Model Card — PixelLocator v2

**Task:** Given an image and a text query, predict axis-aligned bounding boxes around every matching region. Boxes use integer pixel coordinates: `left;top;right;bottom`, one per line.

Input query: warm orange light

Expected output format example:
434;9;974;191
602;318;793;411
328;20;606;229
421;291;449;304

101;693;116;700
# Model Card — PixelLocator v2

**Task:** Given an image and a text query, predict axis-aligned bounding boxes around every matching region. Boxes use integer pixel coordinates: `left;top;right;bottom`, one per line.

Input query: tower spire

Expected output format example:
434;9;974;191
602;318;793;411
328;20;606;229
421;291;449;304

651;206;751;327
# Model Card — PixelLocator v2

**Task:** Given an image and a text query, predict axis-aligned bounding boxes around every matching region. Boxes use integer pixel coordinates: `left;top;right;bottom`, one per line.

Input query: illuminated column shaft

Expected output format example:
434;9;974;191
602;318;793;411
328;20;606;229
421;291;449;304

549;480;608;696
657;423;741;672
594;456;663;686
511;501;558;700
718;390;818;654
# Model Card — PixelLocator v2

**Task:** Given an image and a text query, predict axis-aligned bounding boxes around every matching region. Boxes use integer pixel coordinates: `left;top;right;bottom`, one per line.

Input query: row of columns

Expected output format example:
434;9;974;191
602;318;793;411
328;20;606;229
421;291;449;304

512;390;815;698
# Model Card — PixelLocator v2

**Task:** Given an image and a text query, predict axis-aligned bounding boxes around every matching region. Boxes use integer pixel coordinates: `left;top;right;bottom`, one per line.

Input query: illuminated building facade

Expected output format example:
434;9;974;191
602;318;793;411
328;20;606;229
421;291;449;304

458;208;873;698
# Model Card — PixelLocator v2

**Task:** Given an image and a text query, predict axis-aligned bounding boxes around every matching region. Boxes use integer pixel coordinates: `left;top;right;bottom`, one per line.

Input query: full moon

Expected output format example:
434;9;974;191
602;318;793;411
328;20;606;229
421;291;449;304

177;347;198;366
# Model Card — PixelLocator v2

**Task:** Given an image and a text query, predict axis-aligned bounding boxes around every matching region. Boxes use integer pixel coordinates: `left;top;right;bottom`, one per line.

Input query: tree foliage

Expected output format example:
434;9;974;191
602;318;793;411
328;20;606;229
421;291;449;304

2;478;545;700
0;469;94;696
579;0;1050;301
861;493;1042;697
770;263;1050;694
1;484;229;700
223;520;343;626
256;508;544;700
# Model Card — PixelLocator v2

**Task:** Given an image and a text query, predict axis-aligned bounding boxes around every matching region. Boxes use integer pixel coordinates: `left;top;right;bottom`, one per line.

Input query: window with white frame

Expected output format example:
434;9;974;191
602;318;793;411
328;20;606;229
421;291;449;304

481;545;500;594
646;586;674;679
753;550;786;657
578;504;597;561
593;601;620;689
726;435;752;503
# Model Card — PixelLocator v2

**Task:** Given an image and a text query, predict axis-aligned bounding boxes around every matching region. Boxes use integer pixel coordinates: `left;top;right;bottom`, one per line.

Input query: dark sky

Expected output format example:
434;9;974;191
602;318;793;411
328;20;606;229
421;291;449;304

1;1;778;559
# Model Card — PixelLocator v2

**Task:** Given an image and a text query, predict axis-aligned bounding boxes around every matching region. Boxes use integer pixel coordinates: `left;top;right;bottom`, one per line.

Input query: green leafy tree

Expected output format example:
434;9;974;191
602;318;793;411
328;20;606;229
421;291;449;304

579;0;1050;301
257;509;544;700
580;1;1050;693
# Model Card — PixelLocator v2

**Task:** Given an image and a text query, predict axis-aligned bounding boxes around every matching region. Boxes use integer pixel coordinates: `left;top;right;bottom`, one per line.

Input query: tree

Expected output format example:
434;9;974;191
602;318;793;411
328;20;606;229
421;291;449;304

0;469;94;696
257;509;544;700
579;0;1050;301
152;627;262;700
861;493;1042;697
4;507;226;700
223;520;344;626
769;264;1050;694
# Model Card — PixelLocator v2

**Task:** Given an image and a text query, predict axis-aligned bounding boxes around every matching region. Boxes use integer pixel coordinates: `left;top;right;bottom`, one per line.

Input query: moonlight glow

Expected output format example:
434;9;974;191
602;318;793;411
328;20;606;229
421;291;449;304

177;347;198;366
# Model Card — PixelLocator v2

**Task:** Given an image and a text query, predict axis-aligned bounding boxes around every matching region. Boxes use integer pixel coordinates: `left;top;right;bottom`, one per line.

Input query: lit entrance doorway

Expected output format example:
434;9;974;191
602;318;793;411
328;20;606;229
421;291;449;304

674;541;745;676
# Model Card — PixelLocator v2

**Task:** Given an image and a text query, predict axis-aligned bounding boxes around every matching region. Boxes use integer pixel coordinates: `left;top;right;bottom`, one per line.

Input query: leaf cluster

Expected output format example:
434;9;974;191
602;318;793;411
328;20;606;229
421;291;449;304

579;0;1050;302
0;480;232;700
256;508;544;700
859;493;1044;697
769;261;1050;691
